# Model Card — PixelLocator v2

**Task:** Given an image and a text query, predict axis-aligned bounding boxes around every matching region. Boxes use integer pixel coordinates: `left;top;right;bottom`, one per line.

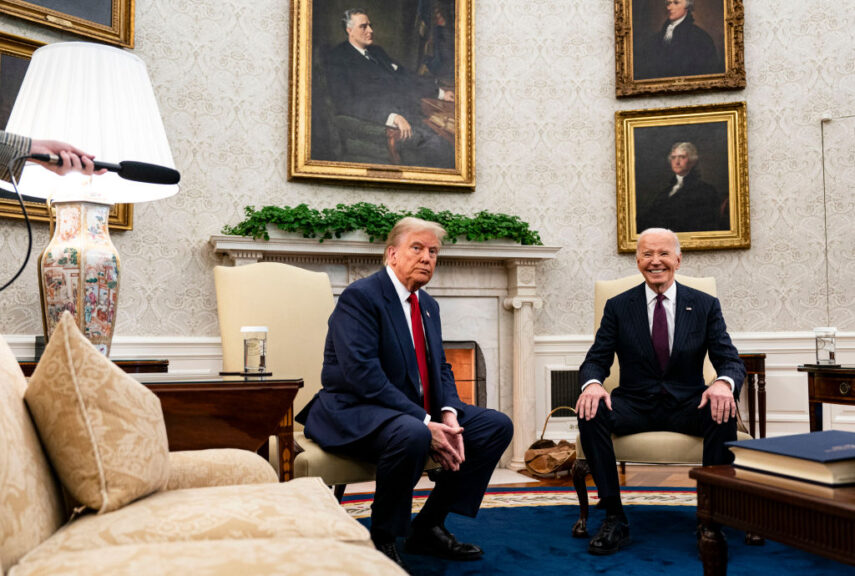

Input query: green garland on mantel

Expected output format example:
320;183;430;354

221;203;543;245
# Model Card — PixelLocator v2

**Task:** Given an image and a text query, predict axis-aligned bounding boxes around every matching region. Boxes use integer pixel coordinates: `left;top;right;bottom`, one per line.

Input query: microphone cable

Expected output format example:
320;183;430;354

0;154;34;293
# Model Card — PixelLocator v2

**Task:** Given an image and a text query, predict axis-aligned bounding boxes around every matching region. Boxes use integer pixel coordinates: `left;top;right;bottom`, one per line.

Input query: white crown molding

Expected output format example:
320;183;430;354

210;234;562;266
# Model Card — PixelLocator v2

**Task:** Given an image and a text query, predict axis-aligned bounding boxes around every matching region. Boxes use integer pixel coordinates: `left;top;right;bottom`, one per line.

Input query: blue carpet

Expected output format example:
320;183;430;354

356;503;849;575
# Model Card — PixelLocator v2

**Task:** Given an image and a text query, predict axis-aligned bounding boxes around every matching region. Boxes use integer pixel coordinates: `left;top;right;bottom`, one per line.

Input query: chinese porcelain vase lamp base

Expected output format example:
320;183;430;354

39;201;120;355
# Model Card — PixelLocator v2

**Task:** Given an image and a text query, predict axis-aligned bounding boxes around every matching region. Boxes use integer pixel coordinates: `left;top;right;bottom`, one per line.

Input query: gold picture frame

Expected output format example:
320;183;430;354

0;32;132;230
0;0;134;48
288;0;474;188
615;0;745;97
616;102;749;252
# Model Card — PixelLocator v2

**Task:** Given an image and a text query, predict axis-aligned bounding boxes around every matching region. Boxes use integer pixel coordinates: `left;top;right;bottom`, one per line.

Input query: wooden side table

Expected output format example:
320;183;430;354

19;357;169;377
141;375;303;482
797;364;855;431
691;465;855;575
739;353;766;438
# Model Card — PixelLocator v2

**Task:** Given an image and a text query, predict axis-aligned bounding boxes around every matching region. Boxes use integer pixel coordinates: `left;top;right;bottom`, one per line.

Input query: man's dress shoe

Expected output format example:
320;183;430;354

375;541;408;571
405;525;483;561
588;514;631;555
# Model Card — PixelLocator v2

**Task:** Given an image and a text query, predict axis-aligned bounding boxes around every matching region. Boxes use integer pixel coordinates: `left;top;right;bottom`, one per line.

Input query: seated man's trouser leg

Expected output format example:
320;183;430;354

340;415;432;540
420;406;514;522
578;390;737;501
398;125;455;169
338;406;513;540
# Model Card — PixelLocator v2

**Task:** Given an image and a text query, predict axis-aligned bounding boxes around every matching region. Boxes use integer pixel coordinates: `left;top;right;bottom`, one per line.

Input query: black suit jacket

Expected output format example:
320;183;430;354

297;269;466;448
325;41;439;126
634;12;721;80
579;282;745;402
637;168;725;233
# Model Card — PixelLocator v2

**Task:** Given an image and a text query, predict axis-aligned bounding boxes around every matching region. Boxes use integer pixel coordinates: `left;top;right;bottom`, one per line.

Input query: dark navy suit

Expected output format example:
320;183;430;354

325;41;455;168
578;281;745;500
298;269;512;539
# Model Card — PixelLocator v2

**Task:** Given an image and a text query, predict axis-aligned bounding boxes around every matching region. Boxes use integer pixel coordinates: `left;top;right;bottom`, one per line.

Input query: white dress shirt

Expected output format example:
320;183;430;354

668;174;685;197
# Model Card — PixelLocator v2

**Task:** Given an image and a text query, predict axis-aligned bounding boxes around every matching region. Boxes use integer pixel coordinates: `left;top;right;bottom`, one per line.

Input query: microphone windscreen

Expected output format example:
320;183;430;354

117;161;180;185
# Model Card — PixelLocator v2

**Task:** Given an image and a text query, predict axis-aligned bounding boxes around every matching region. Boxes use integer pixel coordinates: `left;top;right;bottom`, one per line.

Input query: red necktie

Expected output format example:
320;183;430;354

652;293;670;372
408;293;430;413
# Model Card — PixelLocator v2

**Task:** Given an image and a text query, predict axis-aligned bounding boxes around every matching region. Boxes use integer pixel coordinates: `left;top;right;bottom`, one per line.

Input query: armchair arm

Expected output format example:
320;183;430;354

166;449;277;491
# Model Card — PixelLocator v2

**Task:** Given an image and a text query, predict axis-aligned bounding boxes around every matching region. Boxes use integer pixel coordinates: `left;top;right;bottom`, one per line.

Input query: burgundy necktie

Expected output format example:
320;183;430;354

652;293;670;372
408;293;431;413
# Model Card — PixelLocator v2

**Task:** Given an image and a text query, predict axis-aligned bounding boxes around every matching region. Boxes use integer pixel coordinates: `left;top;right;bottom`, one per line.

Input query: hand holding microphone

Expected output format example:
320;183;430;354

27;140;180;185
28;139;106;177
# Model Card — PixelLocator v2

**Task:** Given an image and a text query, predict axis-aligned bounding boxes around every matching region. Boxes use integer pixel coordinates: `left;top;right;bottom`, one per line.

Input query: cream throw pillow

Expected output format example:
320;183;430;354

25;312;169;514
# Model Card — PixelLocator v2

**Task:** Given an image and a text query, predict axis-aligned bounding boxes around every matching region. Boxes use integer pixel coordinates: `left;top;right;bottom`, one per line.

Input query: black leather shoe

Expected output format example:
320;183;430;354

375;541;408;571
588;515;630;555
405;525;483;561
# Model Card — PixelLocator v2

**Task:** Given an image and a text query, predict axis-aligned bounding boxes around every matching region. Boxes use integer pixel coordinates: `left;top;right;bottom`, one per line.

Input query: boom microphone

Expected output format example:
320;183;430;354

29;153;180;185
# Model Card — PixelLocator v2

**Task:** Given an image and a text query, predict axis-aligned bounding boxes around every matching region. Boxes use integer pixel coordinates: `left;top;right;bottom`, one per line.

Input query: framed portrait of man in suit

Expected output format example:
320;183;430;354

0;0;134;48
614;0;745;97
615;102;749;252
288;0;474;188
0;32;133;229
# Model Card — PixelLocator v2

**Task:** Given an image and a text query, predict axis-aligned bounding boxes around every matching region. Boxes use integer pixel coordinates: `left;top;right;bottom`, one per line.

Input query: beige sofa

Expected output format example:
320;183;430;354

0;313;403;576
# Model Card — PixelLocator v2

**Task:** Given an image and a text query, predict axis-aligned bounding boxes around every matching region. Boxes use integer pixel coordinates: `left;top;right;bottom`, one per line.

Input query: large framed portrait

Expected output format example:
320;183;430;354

615;0;745;97
616;102;749;252
288;0;474;188
0;1;134;48
0;32;132;230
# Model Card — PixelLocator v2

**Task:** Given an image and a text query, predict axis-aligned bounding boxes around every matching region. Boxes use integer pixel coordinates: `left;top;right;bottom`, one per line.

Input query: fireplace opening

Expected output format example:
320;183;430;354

443;341;486;408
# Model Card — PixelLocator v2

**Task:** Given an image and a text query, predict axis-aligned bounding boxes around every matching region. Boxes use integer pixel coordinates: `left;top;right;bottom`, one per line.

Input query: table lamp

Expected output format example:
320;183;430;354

6;42;179;355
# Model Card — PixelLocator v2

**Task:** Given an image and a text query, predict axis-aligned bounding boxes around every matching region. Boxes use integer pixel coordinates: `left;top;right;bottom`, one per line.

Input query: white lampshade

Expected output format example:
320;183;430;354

5;42;178;204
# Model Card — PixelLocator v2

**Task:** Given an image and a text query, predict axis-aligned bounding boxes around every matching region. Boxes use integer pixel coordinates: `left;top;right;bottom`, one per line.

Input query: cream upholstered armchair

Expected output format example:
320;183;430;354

570;274;752;537
214;262;374;500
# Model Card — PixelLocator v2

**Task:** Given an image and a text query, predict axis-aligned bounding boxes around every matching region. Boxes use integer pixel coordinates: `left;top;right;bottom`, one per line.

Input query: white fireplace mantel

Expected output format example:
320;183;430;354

210;234;561;469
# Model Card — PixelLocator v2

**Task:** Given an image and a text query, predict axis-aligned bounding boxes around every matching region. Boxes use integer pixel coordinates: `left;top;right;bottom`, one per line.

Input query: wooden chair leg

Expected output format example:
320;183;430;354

333;484;346;503
620;461;626;476
571;459;590;538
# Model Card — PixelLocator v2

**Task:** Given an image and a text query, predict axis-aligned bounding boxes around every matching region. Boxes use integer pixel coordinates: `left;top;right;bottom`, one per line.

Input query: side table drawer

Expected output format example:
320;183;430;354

810;375;855;403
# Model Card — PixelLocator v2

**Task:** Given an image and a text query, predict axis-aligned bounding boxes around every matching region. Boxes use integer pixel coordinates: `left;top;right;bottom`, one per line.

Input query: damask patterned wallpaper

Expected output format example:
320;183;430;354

0;1;853;337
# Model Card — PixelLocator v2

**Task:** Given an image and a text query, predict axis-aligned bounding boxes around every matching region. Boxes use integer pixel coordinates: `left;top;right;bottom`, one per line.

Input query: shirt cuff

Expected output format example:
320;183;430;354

581;379;602;391
441;406;457;417
716;375;736;392
423;413;431;425
386;113;398;127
